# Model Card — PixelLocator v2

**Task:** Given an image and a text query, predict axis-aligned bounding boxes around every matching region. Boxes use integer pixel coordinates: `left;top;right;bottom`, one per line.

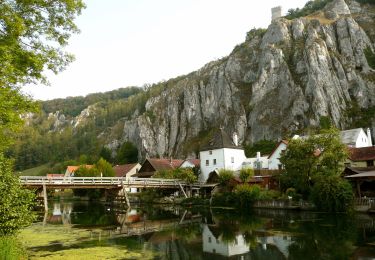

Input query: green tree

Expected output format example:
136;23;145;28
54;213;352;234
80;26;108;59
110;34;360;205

311;175;353;212
95;158;115;177
0;154;35;235
0;0;85;87
244;139;277;158
154;168;197;183
280;128;348;199
0;0;85;235
99;147;113;163
239;167;254;183
116;141;138;164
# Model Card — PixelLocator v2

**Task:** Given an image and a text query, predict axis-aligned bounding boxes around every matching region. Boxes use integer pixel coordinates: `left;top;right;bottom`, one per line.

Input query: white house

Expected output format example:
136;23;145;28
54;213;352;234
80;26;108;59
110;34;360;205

242;152;269;169
340;128;372;148
199;129;246;182
202;224;249;257
113;163;141;193
180;159;200;169
268;140;288;170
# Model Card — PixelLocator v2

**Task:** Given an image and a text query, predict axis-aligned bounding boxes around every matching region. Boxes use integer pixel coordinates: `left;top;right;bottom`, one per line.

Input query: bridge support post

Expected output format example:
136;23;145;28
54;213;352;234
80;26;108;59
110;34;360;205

43;183;48;212
122;185;131;209
178;183;188;198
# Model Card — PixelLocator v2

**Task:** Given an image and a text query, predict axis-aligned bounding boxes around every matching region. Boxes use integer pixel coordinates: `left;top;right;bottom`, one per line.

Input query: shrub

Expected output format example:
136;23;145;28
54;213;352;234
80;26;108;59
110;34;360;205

311;176;353;212
0;236;26;260
218;169;234;186
239;167;254;183
234;184;262;208
211;192;237;207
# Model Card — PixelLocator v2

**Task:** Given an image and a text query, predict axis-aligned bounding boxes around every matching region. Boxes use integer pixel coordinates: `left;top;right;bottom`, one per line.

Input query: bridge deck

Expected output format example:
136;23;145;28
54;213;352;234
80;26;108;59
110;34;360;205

20;176;217;189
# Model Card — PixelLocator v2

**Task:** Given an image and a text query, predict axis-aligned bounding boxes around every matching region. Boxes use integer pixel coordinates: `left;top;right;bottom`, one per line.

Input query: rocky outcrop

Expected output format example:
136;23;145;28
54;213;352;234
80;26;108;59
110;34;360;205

111;0;374;159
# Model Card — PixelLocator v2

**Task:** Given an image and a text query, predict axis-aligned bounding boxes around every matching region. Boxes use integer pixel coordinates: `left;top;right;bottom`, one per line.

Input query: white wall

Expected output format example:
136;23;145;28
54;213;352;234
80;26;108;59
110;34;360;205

223;148;247;171
125;163;141;180
202;224;249;256
199;149;225;182
242;156;269;169
355;130;370;148
268;142;287;170
180;161;195;168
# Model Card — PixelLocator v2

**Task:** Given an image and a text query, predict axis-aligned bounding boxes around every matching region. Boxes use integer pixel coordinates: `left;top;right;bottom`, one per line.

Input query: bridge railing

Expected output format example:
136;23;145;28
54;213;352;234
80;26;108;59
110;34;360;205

19;176;206;187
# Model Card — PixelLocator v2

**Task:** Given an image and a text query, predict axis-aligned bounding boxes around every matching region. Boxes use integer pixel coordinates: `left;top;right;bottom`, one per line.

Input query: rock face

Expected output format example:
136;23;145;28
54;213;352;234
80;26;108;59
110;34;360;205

43;0;375;159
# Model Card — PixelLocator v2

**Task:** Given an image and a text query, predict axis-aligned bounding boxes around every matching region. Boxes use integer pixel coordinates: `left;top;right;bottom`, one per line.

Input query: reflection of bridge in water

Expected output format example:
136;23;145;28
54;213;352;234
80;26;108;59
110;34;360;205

20;176;217;210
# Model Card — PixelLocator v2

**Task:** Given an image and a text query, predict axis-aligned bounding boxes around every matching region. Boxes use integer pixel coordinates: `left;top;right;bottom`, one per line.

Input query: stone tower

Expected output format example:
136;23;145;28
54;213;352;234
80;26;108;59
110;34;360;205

271;6;282;21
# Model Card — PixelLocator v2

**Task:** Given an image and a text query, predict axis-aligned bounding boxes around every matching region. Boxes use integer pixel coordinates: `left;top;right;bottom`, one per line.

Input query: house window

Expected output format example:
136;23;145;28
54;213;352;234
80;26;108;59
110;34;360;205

206;160;209;166
278;164;283;170
213;159;217;165
231;157;234;163
209;150;212;155
344;162;351;168
208;236;211;243
367;160;374;167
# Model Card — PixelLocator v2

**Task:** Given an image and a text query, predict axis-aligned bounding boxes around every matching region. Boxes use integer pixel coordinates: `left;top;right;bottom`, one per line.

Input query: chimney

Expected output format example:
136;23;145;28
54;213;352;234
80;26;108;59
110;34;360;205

256;152;261;160
368;128;373;146
233;132;238;146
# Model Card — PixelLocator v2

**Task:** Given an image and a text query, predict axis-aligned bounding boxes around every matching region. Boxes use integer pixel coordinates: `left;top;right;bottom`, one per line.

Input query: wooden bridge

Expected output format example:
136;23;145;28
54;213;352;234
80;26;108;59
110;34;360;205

20;176;213;189
20;176;217;211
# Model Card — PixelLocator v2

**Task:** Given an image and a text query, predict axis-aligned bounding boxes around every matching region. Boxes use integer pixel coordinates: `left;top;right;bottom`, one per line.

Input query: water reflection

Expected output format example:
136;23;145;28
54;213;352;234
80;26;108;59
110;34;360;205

31;201;375;259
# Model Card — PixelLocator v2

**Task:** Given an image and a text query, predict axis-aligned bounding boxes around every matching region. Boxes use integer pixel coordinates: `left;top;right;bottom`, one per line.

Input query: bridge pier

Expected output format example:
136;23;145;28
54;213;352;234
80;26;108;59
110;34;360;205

43;183;48;211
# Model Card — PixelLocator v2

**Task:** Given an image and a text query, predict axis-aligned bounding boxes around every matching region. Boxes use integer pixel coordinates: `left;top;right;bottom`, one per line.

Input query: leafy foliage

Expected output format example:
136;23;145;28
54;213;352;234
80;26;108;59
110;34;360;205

116;142;138;164
311;175;353;212
217;169;235;186
0;87;36;150
42;87;142;117
0;0;85;87
0;153;35;235
244;139;277;157
364;47;375;69
0;236;27;259
154;168;197;183
95;158;115;177
280;128;350;210
285;0;332;20
239;167;254;183
234;184;261;208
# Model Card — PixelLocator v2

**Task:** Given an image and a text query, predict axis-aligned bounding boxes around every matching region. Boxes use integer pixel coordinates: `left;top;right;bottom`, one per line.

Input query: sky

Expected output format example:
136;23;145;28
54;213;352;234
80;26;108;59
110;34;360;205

22;0;308;100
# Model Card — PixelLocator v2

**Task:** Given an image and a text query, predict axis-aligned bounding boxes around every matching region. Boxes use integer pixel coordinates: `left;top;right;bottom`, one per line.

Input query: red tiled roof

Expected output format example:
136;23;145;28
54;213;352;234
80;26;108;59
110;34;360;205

47;174;64;178
148;158;184;171
349;146;375;161
113;163;139;177
66;165;93;173
134;158;184;178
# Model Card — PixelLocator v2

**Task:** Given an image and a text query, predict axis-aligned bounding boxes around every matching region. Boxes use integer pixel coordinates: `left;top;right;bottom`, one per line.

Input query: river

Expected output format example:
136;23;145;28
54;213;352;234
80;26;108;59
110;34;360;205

13;200;375;259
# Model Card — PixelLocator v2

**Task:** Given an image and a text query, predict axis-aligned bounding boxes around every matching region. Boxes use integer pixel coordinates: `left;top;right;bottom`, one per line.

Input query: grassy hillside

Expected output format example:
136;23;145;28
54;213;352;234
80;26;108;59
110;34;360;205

17;164;49;176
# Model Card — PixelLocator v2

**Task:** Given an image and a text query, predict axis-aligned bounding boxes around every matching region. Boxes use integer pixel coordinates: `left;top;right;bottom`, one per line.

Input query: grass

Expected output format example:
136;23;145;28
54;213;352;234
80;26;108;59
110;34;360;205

0;236;27;260
19;224;155;259
17;164;49;176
